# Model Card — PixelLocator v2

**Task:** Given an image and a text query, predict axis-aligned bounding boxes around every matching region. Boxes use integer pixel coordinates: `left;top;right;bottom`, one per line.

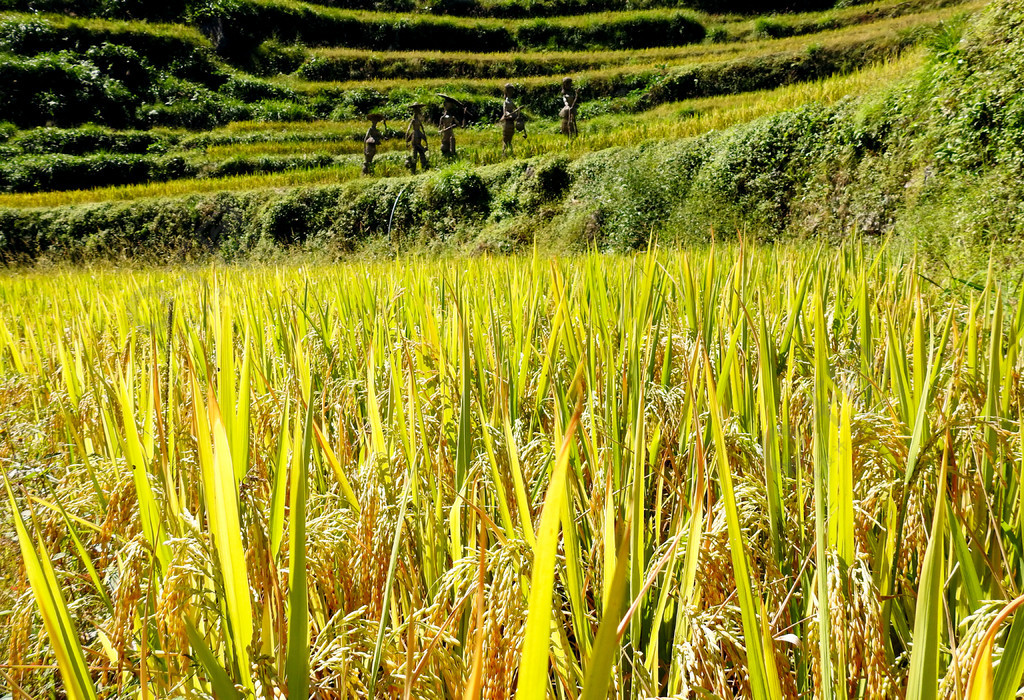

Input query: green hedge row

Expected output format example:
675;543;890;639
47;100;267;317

0;153;189;192
0;158;551;260
0;125;168;155
0;0;187;21
297;48;617;82
385;0;837;19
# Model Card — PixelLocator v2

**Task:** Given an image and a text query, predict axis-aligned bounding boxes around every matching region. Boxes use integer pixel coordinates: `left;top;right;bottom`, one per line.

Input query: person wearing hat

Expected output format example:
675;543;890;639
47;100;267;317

560;77;580;139
499;83;522;155
363;113;384;175
406;103;430;174
438;95;463;160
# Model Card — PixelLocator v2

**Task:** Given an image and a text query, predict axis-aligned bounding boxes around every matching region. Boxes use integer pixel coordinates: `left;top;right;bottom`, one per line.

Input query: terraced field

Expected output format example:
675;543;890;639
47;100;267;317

0;0;983;209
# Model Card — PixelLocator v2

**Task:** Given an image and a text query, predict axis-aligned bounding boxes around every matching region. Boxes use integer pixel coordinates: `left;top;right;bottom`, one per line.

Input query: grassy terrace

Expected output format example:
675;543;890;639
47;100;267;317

297;0;967;79
0;0;970;200
0;0;979;202
282;5;963;99
198;0;708;52
0;55;921;208
0;0;989;250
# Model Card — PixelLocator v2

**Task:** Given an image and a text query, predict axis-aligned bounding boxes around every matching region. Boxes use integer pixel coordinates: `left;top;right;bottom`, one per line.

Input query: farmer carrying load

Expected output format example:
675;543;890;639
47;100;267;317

499;83;524;156
438;94;465;160
362;112;384;175
405;103;430;174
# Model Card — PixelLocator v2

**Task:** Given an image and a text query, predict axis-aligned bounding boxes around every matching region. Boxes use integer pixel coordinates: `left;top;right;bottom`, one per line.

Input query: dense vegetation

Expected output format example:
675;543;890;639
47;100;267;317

2;246;1024;698
4;0;1024;698
0;0;1006;269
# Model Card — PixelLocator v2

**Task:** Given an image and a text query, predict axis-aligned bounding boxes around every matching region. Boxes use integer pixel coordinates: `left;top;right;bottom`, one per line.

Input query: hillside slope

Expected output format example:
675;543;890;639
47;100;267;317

0;0;1017;267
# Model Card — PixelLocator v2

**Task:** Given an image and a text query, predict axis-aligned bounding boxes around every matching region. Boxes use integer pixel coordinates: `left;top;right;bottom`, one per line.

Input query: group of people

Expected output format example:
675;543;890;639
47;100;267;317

362;77;581;176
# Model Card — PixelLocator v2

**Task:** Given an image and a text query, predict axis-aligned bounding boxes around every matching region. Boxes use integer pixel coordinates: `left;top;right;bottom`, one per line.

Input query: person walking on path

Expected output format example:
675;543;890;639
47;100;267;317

362;113;384;175
438;95;463;160
500;83;522;156
406;103;430;174
560;77;580;139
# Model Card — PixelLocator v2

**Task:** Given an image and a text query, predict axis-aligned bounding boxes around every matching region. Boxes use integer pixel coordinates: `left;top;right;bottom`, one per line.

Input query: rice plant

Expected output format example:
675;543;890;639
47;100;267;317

0;243;1022;698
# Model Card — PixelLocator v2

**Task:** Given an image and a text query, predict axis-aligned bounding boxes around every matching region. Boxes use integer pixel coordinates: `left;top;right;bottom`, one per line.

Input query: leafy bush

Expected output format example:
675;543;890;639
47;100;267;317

0;152;193;192
251;38;308;75
204;153;336;178
256;185;348;246
753;17;795;39
0;14;212;67
220;75;297;102
141;75;248;128
513;12;704;51
0;51;137;127
247;100;315;122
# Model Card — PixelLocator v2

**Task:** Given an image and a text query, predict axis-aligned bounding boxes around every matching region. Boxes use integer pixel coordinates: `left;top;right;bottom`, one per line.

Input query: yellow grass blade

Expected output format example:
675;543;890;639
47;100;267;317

286;399;313;699
705;355;782;700
463;525;487;700
906;445;948;700
198;380;255;691
581;525;630;700
966;595;1024;700
516;395;584;700
3;471;97;700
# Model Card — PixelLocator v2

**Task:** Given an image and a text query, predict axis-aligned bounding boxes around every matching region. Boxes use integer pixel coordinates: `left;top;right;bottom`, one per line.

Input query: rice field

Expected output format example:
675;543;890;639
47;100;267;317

1;243;1022;698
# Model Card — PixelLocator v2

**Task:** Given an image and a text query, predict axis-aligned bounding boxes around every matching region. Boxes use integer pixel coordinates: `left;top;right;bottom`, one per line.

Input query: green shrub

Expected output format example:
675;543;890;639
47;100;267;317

513;12;704;51
141;97;246;129
8;125;168;155
256;185;347;246
0;51;137;127
142;76;248;128
705;26;729;43
252;38;308;75
0;152;195;192
204;153;336;178
220;75;297;102
0;14;213;67
753;17;795;39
